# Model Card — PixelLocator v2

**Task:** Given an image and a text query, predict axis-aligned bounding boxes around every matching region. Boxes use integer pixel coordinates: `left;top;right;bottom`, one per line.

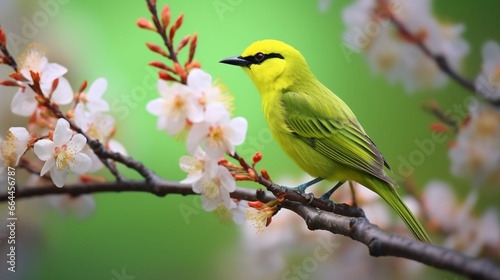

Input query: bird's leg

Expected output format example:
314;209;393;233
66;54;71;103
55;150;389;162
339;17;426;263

292;177;323;192
320;181;345;202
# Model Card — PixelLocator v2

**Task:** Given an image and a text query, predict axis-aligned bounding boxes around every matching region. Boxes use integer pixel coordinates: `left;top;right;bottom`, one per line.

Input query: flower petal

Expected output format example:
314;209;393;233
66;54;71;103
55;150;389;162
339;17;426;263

108;139;127;156
68;134;88;152
204;103;229;123
73;103;89;131
228;117;248;146
11;89;37;117
217;166;236;192
53;119;73;146
483;41;500;63
204;140;225;159
180;173;202;184
69;153;92;174
186;123;209;154
34;139;55;161
51;77;73;105
185;96;205;123
40;157;55;176
50;166;69;187
89;98;110;113
42;62;68;82
9;127;30;142
87;77;107;99
187;68;212;93
146;98;165;116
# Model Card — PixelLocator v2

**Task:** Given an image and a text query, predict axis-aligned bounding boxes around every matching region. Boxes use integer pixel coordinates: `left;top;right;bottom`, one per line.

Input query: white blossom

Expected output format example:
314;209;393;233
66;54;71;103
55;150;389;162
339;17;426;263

342;0;469;92
187;68;233;112
33;119;91;187
187;104;247;158
1;127;31;166
80;77;110;113
73;103;114;143
180;148;236;211
146;79;204;135
449;103;500;185
475;41;500;99
11;45;73;116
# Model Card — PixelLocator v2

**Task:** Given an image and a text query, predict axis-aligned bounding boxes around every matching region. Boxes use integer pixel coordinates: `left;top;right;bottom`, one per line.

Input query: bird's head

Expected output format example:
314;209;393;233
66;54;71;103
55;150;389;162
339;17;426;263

220;39;311;93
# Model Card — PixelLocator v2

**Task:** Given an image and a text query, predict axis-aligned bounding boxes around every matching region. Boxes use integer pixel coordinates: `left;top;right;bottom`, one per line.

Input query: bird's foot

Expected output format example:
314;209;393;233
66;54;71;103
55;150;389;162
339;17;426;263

290;177;324;192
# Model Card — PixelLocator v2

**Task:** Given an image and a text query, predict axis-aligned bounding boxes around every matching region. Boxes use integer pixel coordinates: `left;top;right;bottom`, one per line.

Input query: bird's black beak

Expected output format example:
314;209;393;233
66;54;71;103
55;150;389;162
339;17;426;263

219;56;250;67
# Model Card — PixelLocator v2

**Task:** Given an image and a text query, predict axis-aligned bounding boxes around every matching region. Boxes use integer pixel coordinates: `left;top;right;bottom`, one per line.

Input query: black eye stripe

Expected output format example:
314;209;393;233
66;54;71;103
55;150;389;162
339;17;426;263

241;52;284;65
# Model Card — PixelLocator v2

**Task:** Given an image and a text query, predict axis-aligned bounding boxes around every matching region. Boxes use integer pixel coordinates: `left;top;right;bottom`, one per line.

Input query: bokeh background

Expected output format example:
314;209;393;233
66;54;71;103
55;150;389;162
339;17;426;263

1;0;499;279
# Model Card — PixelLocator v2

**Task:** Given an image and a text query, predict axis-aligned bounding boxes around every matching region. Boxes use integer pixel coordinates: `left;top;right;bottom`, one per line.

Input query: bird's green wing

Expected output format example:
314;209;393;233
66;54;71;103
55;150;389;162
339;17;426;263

281;91;393;184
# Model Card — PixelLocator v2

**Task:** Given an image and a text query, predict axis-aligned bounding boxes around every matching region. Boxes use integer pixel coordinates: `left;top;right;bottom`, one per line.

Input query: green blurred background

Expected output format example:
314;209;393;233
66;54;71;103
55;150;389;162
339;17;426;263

0;0;499;279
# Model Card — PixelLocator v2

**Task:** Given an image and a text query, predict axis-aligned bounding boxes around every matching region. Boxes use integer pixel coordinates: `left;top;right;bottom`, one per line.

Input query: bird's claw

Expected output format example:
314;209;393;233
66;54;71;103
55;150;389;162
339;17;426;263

319;193;336;211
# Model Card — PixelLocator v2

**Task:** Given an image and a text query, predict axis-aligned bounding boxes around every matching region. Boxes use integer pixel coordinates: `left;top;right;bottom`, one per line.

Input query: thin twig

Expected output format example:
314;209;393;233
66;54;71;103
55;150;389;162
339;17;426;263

379;1;500;106
231;152;366;218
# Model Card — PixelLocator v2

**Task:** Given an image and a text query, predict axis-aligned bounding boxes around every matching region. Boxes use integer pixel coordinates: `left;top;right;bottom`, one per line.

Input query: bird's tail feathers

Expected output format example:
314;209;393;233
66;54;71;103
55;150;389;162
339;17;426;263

368;178;432;243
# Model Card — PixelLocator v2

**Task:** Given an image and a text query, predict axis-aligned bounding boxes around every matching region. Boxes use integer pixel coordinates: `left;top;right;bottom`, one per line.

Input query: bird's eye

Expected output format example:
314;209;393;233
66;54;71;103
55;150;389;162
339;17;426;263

254;52;265;62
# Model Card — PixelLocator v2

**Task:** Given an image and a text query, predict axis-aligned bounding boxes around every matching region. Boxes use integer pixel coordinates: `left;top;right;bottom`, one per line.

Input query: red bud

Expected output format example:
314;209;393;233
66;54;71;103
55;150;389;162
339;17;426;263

218;158;229;165
79;80;88;93
168;13;184;42
248;201;264;208
30;71;40;83
188;33;197;63
429;122;448;134
158;71;178;82
252;152;263;164
0;80;20;87
176;35;190;53
9;72;23;81
0;28;6;46
136;18;156;31
161;5;170;29
51;78;59;93
185;61;201;72
173;62;186;81
149;61;168;70
146;42;168;57
261;169;272;181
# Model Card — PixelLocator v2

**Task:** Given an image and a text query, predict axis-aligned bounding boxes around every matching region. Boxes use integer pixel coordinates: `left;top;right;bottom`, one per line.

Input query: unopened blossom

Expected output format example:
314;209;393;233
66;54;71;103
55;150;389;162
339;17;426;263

449;103;500;185
475;41;500;99
11;45;73;116
146;79;204;135
1;127;31;166
78;77;110;113
187;104;247;158
34;119;91;187
342;0;469;92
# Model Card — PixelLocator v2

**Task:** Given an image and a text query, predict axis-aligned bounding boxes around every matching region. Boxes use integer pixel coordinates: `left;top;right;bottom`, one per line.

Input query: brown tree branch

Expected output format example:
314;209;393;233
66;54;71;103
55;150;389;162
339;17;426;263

1;180;499;279
287;201;500;280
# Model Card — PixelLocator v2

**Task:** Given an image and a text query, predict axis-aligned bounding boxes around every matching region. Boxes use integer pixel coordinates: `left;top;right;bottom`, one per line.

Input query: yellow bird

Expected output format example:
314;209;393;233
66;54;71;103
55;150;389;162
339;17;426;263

220;39;431;242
